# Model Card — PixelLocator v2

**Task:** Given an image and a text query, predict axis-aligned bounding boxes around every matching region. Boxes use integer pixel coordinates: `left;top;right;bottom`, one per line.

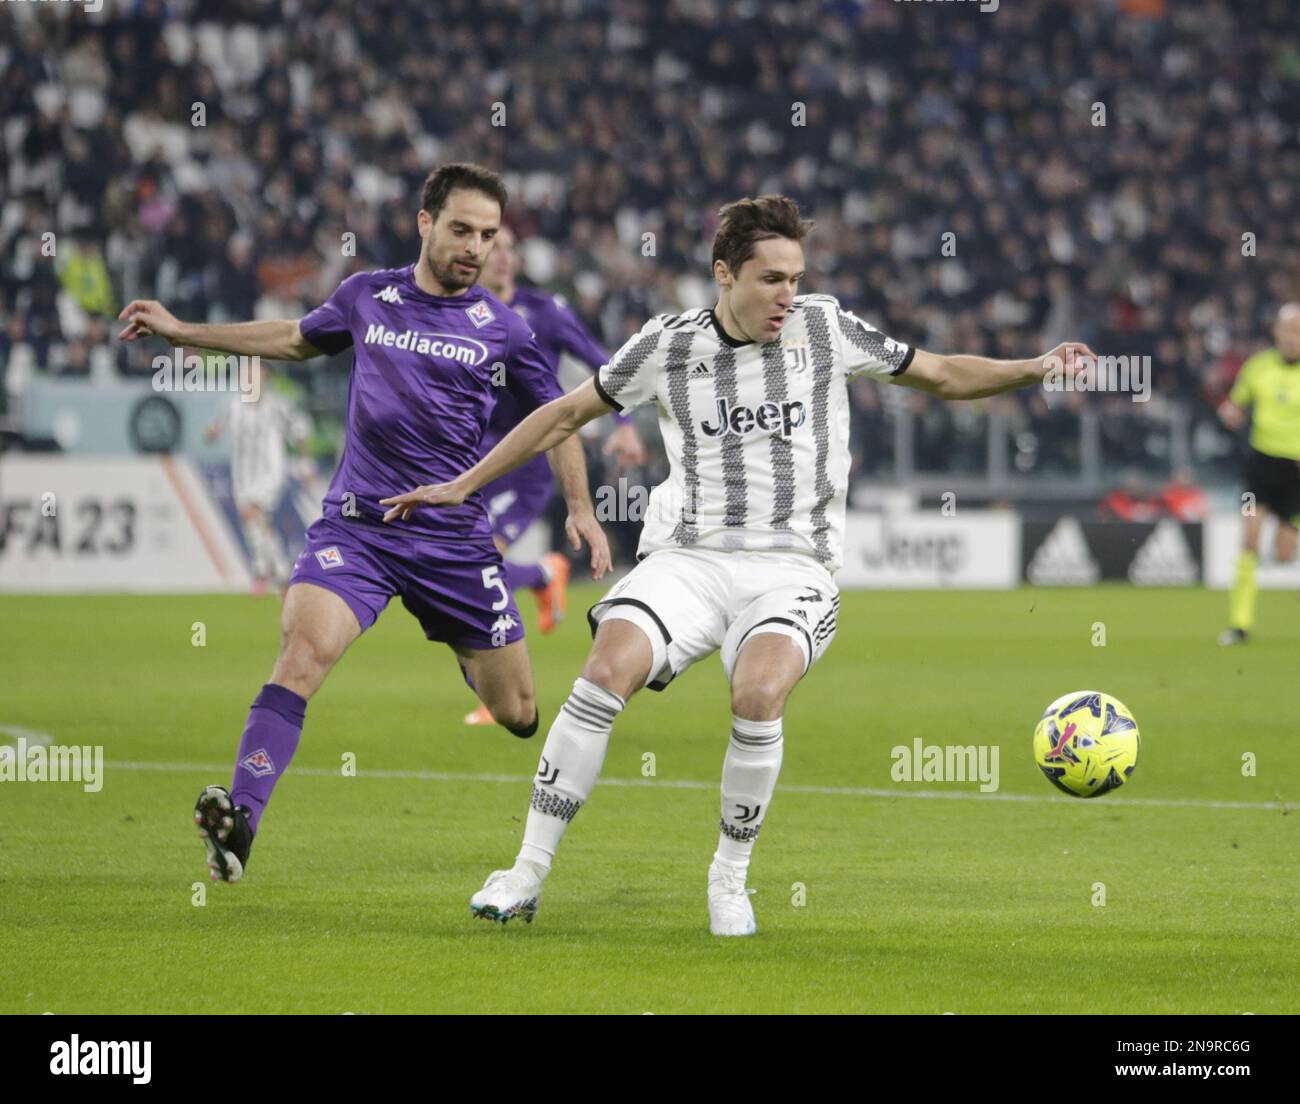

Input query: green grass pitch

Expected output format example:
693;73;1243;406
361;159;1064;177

1;585;1296;1014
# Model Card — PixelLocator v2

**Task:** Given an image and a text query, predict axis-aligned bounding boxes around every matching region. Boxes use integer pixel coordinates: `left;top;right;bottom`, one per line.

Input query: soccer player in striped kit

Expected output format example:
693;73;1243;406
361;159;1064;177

206;362;312;596
383;195;1094;935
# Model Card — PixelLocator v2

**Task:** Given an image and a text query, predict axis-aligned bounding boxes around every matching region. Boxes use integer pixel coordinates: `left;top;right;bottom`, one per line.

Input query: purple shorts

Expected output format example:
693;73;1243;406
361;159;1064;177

482;460;554;545
288;516;525;650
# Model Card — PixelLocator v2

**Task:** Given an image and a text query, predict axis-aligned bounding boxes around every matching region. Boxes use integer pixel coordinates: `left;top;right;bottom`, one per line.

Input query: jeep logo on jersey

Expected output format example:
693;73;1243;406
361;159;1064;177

362;324;488;367
700;397;806;439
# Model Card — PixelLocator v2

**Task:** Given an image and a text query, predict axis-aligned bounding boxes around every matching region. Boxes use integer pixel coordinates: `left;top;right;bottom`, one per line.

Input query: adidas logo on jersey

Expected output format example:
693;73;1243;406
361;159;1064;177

701;397;807;439
690;362;711;376
372;286;403;305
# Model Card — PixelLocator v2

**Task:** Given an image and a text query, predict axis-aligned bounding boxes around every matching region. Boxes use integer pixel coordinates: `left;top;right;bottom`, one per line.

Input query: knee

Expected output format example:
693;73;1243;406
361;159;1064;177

730;678;787;722
580;652;641;703
274;632;335;691
491;688;537;734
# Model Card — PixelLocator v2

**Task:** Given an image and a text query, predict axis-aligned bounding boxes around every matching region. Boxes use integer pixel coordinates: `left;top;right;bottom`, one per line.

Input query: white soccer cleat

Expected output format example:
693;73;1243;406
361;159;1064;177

470;862;545;925
708;859;757;937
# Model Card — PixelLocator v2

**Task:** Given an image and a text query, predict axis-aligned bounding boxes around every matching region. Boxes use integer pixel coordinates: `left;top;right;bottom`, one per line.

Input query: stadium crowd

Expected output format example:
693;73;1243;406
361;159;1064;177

2;0;1298;487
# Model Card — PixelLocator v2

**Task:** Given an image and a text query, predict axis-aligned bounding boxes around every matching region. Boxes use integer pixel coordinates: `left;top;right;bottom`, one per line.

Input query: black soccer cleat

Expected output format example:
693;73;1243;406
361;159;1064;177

1217;627;1248;647
194;785;254;883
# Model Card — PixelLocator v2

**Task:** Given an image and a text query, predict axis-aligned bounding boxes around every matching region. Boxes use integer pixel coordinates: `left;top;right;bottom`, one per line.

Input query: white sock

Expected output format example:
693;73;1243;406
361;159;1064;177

257;517;289;583
245;520;273;579
518;677;625;872
715;715;784;875
246;517;288;583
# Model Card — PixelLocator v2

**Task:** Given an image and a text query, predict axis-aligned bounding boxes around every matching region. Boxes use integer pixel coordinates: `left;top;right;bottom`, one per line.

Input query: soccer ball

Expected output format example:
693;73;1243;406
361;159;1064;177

1032;691;1140;798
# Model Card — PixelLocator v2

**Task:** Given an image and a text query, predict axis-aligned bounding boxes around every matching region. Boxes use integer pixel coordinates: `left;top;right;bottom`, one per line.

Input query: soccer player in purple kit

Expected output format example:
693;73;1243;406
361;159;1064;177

463;225;646;724
117;163;611;884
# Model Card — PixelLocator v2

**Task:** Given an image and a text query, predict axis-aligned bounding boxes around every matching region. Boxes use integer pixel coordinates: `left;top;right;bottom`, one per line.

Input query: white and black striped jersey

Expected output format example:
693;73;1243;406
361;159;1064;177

593;294;912;574
219;391;311;501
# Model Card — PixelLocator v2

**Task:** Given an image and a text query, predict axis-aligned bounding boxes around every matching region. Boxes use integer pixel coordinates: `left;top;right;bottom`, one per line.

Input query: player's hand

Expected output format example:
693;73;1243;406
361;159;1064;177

564;507;612;579
603;422;647;472
1217;400;1246;431
117;300;185;345
1037;342;1097;384
379;480;469;522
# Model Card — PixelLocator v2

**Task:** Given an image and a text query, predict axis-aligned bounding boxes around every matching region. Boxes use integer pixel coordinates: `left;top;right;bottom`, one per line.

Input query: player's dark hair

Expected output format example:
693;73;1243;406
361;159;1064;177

711;195;814;275
421;163;508;219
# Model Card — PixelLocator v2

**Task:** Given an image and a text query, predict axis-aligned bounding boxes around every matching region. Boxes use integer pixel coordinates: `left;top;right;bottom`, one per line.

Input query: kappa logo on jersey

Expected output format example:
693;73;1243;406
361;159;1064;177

465;300;495;328
372;285;403;305
701;397;807;439
315;546;345;569
239;748;276;777
490;612;518;648
362;324;489;366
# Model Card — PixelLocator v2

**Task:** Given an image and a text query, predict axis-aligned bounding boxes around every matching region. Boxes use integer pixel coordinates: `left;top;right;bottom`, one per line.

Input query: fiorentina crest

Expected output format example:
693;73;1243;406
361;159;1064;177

240;748;276;777
465;300;495;328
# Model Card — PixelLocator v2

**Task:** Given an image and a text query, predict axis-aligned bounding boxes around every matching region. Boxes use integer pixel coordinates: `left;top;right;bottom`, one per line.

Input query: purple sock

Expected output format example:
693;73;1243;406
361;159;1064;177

230;683;306;835
502;560;548;591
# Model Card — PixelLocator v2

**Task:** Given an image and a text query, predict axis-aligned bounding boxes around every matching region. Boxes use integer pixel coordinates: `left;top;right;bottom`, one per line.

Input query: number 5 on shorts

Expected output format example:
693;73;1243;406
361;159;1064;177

481;565;509;611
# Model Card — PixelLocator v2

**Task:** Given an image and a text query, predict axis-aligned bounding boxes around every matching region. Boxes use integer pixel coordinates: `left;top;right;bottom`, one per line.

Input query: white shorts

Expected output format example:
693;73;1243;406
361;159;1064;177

233;474;285;513
587;547;840;691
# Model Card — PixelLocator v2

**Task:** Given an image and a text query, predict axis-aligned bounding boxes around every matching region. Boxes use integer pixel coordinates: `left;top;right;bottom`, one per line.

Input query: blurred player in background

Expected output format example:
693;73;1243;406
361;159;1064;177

1217;302;1300;645
382;195;1095;936
119;163;610;885
205;361;313;596
465;225;645;724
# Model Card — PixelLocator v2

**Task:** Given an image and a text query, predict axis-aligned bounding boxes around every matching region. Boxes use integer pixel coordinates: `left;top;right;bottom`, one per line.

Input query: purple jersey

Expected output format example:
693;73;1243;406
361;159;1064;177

478;286;618;538
481;285;610;454
299;264;562;542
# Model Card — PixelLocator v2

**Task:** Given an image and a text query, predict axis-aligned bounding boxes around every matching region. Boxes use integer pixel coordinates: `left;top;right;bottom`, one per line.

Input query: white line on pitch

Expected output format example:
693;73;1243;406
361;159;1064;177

0;725;54;746
103;760;1288;812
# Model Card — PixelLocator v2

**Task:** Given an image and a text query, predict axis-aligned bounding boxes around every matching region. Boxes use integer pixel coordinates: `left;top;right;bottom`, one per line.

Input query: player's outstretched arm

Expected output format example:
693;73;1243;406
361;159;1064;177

895;342;1096;400
117;300;323;361
381;377;612;519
